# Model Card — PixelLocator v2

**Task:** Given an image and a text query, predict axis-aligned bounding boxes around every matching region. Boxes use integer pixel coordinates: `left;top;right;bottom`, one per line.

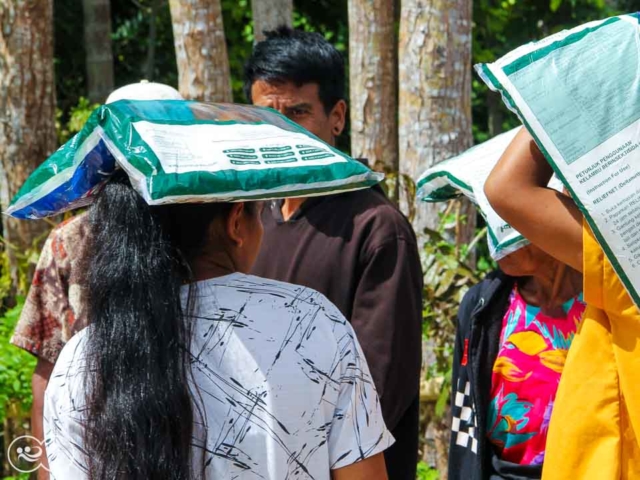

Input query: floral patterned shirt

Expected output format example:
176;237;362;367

487;287;586;465
10;214;89;364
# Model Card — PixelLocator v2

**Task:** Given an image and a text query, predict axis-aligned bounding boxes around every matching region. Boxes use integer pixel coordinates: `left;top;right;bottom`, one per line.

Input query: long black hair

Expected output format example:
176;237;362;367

83;172;242;479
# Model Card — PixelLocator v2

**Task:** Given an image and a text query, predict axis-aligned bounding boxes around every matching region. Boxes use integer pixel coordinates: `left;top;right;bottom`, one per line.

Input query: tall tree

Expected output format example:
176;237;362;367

0;0;57;287
398;0;474;237
144;0;162;80
348;0;398;181
252;0;292;42
169;0;232;102
82;0;115;102
398;1;474;476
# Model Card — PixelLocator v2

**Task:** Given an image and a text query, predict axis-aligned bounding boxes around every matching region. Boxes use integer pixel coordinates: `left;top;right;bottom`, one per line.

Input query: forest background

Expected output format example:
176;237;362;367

0;0;634;478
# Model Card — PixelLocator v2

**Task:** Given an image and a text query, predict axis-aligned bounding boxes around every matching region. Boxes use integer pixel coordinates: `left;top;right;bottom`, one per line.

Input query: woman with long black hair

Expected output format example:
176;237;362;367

43;171;392;479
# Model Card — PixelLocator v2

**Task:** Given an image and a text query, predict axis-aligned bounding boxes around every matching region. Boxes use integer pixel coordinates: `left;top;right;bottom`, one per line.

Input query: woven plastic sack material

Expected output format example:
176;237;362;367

8;100;383;219
416;128;562;260
476;13;640;306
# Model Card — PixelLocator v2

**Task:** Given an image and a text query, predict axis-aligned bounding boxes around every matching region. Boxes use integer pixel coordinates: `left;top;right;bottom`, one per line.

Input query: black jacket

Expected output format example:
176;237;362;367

448;271;543;480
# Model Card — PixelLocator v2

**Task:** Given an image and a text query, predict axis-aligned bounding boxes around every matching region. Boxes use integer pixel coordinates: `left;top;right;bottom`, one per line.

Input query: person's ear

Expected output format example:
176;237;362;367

329;100;347;137
225;203;246;248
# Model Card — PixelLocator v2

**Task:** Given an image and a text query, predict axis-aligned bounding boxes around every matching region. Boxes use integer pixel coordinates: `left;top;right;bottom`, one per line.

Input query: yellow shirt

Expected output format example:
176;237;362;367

542;225;640;479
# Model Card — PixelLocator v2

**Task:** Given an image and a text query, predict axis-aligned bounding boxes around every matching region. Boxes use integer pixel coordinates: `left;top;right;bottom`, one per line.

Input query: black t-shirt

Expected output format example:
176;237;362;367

251;188;423;479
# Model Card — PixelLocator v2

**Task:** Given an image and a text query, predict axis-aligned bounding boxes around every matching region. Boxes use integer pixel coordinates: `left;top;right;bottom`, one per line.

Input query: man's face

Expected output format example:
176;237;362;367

250;80;346;146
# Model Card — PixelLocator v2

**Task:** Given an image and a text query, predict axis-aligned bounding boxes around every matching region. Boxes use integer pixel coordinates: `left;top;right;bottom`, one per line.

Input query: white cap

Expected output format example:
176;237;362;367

106;80;183;104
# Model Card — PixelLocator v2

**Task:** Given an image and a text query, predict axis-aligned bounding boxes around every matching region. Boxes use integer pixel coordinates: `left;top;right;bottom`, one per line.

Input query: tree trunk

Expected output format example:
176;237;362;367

348;0;398;184
399;3;474;475
169;0;232;102
0;0;57;288
398;0;474;238
433;405;452;480
144;0;160;81
252;0;293;42
82;0;115;103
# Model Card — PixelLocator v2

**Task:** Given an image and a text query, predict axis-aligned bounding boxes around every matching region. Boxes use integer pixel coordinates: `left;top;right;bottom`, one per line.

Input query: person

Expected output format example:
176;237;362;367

10;81;183;477
449;243;585;480
484;127;640;479
244;27;423;480
44;170;393;479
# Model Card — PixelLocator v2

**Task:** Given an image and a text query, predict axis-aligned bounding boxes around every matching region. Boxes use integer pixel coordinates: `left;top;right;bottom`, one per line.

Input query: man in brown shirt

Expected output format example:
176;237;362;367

246;28;423;480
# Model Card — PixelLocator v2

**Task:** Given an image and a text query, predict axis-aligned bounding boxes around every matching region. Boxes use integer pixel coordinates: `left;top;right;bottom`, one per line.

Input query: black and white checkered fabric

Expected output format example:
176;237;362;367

452;379;478;454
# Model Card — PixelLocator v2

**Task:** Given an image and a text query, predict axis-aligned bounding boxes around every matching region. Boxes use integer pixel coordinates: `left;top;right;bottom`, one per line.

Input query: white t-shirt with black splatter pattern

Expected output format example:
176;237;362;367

44;273;394;479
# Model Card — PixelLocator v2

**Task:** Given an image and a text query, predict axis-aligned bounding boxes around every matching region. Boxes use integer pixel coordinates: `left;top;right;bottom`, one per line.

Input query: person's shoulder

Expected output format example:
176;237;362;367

38;213;89;269
53;212;89;233
54;326;90;367
339;188;417;244
464;270;512;300
241;274;337;302
49;212;90;244
460;279;488;314
240;274;347;321
457;277;492;335
459;270;514;322
342;187;404;215
233;274;314;296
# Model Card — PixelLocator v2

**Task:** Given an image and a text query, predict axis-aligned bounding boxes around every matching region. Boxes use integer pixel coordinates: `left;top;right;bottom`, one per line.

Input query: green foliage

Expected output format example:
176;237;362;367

0;232;50;301
52;0;622;146
550;0;606;13
421;202;495;416
53;0;86;115
472;0;621;142
416;461;440;480
2;474;30;480
0;237;46;435
57;97;100;144
422;207;485;374
111;0;178;88
67;98;99;135
221;0;254;101
293;6;348;52
54;0;350;122
54;0;178;124
0;239;47;476
0;297;33;426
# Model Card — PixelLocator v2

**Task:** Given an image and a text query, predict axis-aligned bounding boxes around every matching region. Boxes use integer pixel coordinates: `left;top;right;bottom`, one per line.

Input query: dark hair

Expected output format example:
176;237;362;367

83;172;248;479
244;26;345;113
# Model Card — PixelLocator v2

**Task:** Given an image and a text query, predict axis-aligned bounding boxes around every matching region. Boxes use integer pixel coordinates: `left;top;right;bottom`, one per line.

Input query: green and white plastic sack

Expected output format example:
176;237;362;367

416;128;562;260
8;100;383;219
477;13;640;305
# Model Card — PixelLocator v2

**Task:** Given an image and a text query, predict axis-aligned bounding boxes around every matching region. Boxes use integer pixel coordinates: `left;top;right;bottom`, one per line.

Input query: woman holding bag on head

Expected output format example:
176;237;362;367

11;82;185;479
44;172;392;480
484;127;640;480
414;126;586;479
13;99;397;479
449;232;585;480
